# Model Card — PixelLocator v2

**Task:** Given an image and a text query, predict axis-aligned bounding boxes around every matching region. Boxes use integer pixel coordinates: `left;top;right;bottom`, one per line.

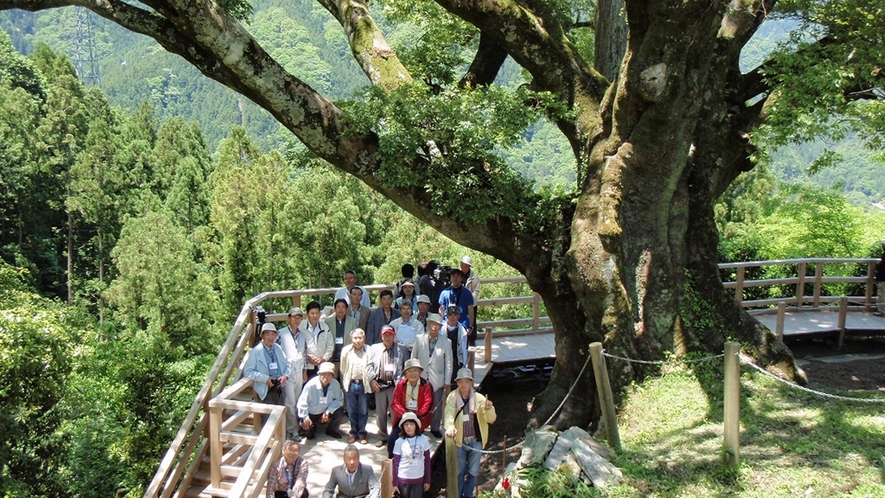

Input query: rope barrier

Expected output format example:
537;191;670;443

457;346;885;456
602;351;724;365
738;353;885;404
459;343;595;455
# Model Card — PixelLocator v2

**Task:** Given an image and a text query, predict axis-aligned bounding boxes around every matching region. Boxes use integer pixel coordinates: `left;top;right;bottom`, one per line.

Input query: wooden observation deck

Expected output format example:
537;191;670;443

145;258;882;497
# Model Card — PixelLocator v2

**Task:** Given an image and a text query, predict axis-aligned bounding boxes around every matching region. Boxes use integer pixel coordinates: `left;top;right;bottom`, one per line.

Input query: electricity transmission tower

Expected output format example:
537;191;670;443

73;6;101;86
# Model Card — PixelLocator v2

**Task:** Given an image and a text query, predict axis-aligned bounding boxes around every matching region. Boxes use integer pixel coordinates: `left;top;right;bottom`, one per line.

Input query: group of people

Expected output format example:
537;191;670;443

246;258;494;498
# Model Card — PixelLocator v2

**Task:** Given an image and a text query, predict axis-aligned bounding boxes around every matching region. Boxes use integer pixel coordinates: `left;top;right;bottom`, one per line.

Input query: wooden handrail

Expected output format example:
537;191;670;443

720;258;877;311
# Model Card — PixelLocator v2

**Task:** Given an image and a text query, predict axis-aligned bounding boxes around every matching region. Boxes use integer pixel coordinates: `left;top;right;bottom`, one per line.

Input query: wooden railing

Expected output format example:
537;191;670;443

146;258;878;497
719;258;878;311
207;378;285;497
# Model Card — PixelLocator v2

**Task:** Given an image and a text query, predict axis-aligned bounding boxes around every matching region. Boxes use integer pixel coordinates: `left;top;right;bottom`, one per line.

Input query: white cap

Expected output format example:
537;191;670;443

261;322;278;334
461;255;473;266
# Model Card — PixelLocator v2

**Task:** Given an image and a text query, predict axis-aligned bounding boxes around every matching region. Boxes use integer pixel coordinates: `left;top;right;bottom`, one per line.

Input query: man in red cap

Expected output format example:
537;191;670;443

365;325;407;447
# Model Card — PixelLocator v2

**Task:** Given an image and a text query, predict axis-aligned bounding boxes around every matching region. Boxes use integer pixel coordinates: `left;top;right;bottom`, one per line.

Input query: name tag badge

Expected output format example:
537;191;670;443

319;396;327;404
384;364;395;373
462;413;470;422
335;336;344;344
407;400;418;410
268;362;278;370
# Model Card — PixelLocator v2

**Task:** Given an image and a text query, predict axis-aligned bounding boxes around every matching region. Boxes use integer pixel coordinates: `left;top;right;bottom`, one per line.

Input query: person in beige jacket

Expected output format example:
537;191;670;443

444;368;496;498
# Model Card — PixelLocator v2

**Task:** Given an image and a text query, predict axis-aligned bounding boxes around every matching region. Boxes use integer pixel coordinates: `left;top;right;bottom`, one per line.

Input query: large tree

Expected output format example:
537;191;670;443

3;0;881;430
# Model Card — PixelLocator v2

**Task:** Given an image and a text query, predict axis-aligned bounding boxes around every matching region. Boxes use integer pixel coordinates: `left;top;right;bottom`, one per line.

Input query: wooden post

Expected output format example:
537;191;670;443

775;302;786;339
468;349;475;372
381;459;393;498
795;262;807;307
813;262;824;308
735;266;746;304
446;436;459;498
209;404;222;488
723;341;740;467
503;435;507;471
532;292;541;332
484;327;493;364
589;342;621;451
865;262;876;311
837;296;848;351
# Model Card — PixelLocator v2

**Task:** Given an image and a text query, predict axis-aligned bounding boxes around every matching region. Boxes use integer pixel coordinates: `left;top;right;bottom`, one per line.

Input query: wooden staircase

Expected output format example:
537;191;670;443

145;294;292;498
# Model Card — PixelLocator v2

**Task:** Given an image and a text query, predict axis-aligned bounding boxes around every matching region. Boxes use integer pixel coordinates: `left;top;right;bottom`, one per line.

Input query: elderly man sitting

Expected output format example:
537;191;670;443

297;362;346;439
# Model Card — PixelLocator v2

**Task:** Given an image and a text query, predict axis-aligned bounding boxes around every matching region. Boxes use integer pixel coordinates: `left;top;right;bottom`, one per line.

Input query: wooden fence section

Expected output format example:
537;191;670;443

720;257;878;311
146;258;879;497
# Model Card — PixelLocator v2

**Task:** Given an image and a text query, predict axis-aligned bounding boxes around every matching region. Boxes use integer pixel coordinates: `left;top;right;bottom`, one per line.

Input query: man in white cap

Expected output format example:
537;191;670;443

244;322;291;425
414;294;432;328
410;313;452;438
876;239;885;316
460;255;481;346
365;325;408;447
278;307;317;441
297;362;346;439
445;367;496;498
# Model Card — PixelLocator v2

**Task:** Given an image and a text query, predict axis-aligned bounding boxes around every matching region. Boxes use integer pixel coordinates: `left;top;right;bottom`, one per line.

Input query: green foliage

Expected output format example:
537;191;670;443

251;8;332;93
680;269;726;335
217;0;254;21
106;209;221;352
0;262;85;497
512;466;601;498
344;82;563;226
753;0;885;164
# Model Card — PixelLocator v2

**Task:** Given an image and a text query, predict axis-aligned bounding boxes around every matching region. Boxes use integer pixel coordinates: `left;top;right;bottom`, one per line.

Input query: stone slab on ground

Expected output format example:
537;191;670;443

569;435;622;488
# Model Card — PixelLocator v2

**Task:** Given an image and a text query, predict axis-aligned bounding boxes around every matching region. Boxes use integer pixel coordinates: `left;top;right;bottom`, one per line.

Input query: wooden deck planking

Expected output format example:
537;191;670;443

754;309;885;337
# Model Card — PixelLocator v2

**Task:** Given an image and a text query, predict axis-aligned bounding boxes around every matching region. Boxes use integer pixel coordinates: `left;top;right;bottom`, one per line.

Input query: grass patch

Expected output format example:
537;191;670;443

595;359;885;497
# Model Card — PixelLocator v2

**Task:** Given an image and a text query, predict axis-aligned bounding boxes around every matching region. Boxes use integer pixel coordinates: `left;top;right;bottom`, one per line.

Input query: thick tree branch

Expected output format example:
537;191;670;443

458;33;508;88
433;0;607;132
315;0;412;90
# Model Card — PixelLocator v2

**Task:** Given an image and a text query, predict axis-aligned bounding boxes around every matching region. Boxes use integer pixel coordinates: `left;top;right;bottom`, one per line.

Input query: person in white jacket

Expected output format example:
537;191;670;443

244;322;291;426
277;307;316;441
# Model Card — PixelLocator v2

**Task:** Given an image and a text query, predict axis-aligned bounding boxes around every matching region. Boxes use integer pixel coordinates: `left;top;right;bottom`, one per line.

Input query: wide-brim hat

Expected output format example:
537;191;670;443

426;313;442;325
404;358;423;373
461;255;472;266
261;322;278;334
399;411;421;430
318;362;336;375
454;367;473;381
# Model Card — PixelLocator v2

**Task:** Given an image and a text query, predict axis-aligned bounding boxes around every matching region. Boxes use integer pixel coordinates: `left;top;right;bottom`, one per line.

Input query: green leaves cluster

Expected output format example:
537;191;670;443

753;0;885;159
345;82;568;227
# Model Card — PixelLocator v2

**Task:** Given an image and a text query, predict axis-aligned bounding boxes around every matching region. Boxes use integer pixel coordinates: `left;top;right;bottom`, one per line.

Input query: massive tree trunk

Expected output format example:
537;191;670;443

0;0;804;432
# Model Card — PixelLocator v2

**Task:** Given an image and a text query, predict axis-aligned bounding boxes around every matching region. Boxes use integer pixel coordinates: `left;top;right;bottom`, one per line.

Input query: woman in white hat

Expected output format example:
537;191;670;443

392;412;431;498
